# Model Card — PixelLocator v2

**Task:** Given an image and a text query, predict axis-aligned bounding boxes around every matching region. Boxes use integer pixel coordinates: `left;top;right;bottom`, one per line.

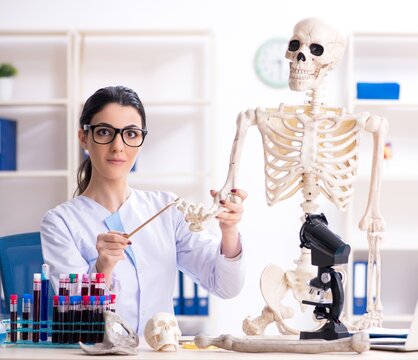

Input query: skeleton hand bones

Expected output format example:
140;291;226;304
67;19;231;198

176;189;247;233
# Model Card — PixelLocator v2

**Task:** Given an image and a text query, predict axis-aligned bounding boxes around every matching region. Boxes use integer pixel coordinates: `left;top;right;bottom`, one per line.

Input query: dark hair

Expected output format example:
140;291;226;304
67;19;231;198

74;86;147;196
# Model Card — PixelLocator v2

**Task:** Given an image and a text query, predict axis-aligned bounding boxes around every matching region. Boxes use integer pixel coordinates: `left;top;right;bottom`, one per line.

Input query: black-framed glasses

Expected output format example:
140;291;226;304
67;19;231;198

83;124;148;147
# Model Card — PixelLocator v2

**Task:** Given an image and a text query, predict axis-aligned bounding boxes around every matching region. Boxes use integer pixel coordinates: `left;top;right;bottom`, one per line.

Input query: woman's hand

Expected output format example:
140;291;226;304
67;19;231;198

210;188;248;258
95;231;131;288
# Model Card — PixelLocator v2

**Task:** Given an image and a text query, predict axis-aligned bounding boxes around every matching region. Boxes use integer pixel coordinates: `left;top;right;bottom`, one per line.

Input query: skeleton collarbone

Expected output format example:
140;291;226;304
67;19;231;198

256;105;366;210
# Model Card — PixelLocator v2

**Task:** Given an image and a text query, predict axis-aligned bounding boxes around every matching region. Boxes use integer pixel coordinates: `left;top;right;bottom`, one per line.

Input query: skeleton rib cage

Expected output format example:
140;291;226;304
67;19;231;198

256;106;364;211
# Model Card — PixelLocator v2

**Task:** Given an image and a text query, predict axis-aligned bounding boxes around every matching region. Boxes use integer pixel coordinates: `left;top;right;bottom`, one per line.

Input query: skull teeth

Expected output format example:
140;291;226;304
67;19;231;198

290;68;318;80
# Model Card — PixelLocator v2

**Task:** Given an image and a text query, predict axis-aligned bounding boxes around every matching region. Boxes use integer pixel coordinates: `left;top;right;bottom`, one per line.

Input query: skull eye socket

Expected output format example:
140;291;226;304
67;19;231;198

309;43;324;56
169;320;177;327
288;40;300;52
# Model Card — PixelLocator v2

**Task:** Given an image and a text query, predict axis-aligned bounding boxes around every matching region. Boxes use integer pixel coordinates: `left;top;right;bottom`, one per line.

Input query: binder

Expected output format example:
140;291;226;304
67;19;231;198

353;260;367;315
0;117;17;170
182;274;196;315
173;271;181;315
195;285;209;316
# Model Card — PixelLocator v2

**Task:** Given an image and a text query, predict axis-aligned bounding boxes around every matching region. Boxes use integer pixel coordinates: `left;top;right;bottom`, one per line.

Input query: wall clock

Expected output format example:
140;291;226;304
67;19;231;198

254;37;289;88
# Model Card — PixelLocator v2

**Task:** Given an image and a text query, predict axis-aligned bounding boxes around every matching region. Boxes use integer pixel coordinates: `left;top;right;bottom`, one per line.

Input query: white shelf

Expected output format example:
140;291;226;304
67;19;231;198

144;100;211;107
129;172;211;179
351;314;413;323
356;170;418;182
0;170;69;178
345;31;418;323
350;241;418;252
352;100;418;110
0;99;68;107
79;100;211;108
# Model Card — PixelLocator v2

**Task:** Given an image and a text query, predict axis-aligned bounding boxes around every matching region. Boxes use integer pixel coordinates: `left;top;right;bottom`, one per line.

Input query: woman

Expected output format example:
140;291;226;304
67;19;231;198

41;86;247;334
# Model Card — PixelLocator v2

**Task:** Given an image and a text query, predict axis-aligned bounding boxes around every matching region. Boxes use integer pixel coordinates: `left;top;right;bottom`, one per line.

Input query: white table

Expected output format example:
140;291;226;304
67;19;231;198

0;342;417;360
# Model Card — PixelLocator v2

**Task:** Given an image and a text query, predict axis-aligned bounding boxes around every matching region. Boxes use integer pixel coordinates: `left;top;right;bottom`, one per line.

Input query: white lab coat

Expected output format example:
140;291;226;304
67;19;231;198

40;189;245;334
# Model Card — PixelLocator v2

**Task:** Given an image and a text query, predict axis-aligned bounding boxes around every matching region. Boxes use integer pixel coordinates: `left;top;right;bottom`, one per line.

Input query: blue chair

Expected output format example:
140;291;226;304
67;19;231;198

0;232;44;314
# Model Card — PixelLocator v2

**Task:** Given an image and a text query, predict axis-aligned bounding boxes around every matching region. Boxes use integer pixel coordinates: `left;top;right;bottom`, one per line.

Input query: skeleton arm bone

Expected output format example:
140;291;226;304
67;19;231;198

359;115;388;233
215;109;257;205
175;110;256;231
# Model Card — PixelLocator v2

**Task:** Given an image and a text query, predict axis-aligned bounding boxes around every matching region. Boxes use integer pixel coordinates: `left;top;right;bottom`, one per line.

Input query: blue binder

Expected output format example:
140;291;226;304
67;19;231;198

173;271;181;315
0;117;17;170
353;260;367;315
357;82;400;100
182;274;196;315
195;285;209;316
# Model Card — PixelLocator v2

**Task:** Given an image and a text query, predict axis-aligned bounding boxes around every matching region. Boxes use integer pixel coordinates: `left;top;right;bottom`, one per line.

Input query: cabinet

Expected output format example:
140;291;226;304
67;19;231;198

0;29;214;233
344;32;418;327
0;31;73;236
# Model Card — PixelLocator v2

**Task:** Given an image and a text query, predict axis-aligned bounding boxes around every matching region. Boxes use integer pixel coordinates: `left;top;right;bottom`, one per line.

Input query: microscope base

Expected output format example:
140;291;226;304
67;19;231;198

300;320;349;341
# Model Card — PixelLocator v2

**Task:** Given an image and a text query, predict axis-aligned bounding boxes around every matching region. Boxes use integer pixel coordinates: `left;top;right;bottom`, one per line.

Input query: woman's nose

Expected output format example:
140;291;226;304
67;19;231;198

110;133;125;151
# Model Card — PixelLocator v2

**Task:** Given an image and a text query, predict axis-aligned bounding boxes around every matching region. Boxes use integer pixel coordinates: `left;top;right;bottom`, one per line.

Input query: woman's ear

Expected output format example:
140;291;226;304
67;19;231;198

78;128;88;150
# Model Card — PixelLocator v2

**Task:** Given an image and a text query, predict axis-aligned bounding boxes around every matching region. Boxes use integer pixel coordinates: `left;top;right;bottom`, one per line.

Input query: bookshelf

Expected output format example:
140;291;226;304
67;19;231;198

344;32;418;328
0;31;72;236
0;29;215;332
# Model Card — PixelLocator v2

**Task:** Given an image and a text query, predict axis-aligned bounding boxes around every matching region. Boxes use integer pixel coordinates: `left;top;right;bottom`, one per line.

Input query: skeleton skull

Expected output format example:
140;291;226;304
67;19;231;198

144;312;181;351
285;17;346;91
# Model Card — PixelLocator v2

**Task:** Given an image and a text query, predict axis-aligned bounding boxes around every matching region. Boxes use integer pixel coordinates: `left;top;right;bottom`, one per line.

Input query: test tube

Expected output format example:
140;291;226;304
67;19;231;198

69;274;78;296
68;296;82;343
110;293;116;312
32;273;41;342
21;293;32;340
95;273;105;296
81;295;90;343
9;294;18;343
64;275;70;296
104;295;110;312
64;296;70;343
59;273;66;296
52;295;59;343
40;264;49;341
97;295;106;343
89;273;97;296
68;296;76;343
81;274;90;296
74;296;82;343
57;295;67;344
89;296;98;343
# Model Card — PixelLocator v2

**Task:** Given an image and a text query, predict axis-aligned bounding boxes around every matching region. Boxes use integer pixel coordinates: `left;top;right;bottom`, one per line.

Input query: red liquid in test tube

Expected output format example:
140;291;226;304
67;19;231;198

32;273;41;342
81;274;89;296
9;294;18;343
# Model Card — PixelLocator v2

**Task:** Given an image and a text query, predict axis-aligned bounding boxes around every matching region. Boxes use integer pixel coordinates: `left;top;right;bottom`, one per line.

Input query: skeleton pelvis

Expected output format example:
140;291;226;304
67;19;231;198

261;260;315;315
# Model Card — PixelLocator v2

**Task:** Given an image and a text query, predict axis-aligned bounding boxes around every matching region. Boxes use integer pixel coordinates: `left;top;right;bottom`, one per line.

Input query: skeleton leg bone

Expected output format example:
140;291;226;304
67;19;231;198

243;262;294;336
194;332;370;354
242;306;276;335
356;232;384;329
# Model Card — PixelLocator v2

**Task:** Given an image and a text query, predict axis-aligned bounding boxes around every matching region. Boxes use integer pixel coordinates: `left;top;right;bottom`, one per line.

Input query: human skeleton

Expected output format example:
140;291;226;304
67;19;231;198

178;17;388;333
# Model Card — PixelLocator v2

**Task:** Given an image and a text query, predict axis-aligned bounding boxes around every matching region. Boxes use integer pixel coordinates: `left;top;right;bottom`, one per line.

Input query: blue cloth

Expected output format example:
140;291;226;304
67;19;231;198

104;211;136;267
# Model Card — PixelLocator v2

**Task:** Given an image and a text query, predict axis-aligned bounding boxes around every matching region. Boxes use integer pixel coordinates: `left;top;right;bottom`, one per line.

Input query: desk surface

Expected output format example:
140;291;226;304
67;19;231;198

0;343;417;360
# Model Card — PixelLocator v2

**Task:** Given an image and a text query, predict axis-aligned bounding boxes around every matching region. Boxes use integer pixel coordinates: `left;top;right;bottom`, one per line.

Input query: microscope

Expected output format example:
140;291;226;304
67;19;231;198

299;213;351;341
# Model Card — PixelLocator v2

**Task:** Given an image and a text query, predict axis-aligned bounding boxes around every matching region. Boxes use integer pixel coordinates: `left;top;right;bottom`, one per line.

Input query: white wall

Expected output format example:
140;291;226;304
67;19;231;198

1;0;417;335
